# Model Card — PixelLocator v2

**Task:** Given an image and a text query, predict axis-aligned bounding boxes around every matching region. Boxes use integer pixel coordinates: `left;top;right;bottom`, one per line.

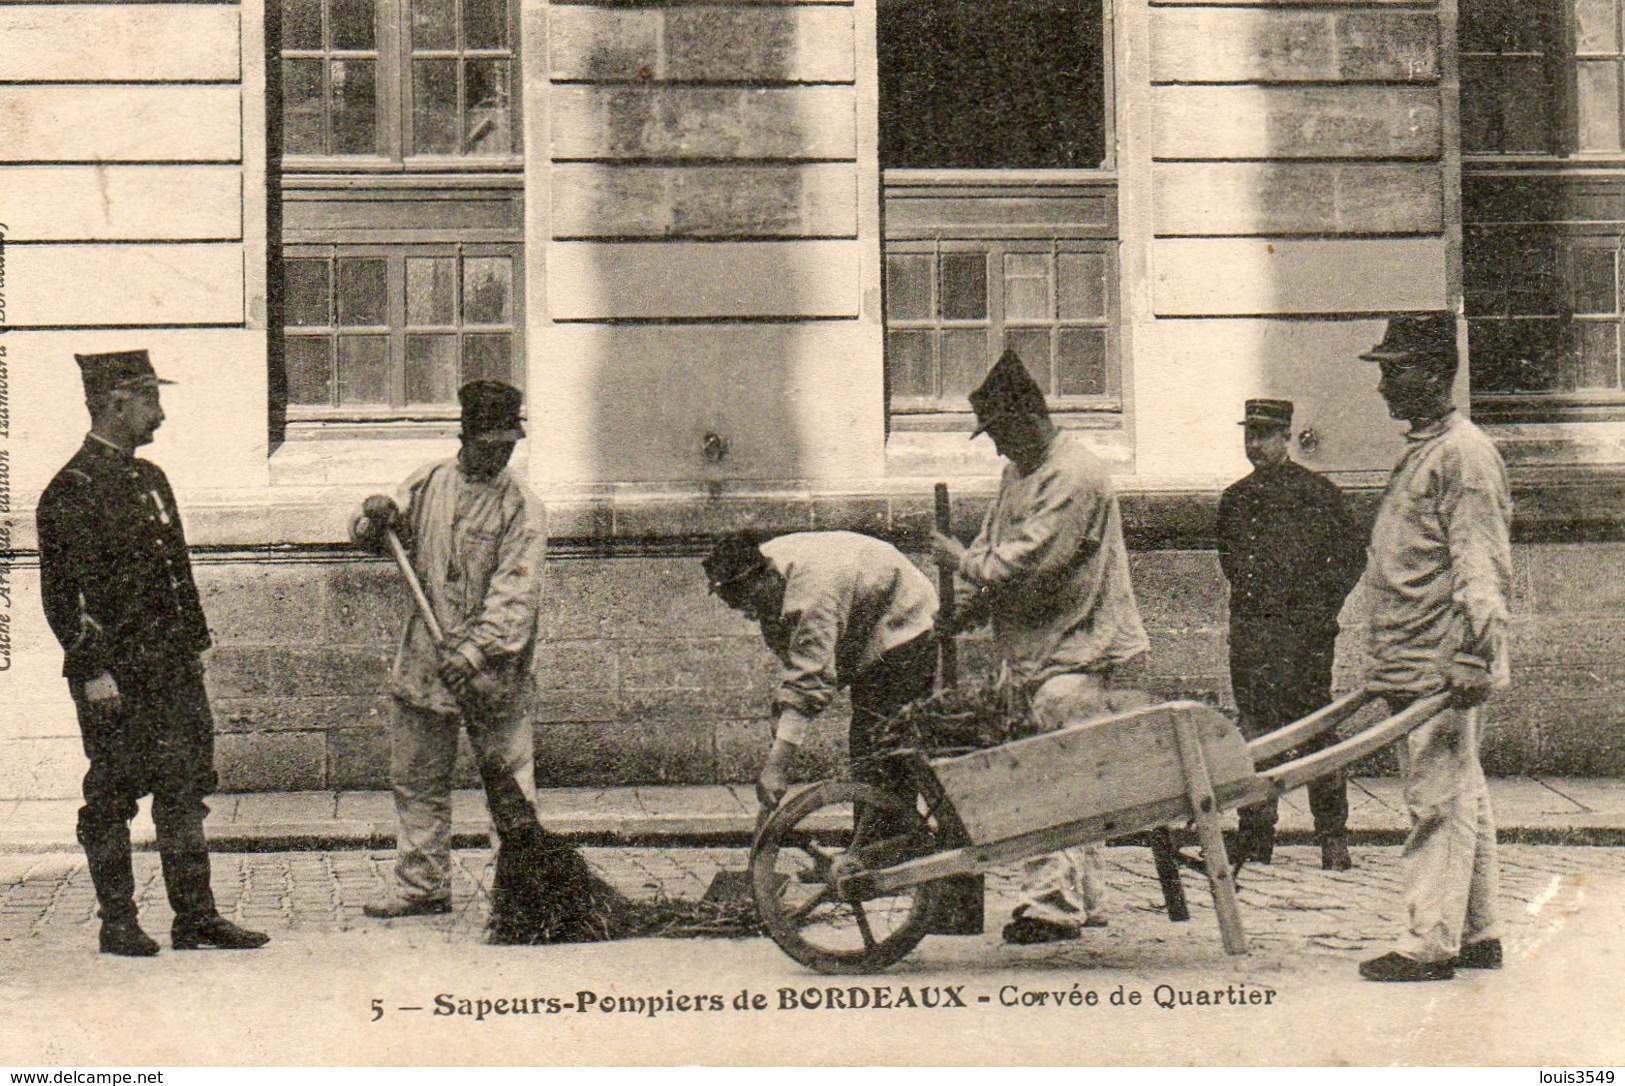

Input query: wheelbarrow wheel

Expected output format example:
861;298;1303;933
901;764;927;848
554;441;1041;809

751;779;938;975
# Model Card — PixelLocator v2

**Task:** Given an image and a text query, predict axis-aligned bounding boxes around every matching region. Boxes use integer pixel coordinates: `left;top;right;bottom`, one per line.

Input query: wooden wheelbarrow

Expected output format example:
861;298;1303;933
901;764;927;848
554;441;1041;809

748;689;1448;974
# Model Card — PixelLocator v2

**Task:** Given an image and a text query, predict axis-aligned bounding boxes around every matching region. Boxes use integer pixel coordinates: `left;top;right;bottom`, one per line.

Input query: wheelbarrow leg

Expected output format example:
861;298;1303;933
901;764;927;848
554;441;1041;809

1172;714;1247;955
1149;827;1190;922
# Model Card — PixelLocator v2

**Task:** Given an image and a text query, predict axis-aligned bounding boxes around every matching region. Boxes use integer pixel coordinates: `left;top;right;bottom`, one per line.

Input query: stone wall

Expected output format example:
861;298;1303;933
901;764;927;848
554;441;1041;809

13;538;1621;799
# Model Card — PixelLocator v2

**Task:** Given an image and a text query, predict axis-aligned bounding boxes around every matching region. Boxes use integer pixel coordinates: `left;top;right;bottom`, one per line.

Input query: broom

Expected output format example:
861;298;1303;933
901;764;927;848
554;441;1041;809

382;526;633;944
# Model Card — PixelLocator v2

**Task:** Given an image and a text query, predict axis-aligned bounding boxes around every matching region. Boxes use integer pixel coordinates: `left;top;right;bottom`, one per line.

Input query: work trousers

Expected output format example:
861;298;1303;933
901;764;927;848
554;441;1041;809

1230;623;1348;845
72;656;219;922
390;697;536;903
1015;671;1111;926
847;632;938;800
1388;698;1500;963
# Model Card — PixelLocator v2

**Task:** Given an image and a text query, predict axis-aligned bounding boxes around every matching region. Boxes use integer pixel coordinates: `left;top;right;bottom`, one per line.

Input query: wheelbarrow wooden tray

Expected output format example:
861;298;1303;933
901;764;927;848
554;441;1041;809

928;702;1257;848
849;690;1446;957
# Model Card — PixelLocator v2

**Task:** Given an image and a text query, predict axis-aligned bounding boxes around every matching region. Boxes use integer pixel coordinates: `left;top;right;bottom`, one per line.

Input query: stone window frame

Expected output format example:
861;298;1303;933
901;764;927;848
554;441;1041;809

270;0;525;438
875;0;1120;432
277;0;523;167
280;242;524;424
1462;0;1625;420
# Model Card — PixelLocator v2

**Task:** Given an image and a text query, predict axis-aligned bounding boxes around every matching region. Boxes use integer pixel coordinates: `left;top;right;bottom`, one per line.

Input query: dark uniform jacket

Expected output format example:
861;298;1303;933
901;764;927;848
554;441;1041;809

1217;459;1365;637
38;436;211;681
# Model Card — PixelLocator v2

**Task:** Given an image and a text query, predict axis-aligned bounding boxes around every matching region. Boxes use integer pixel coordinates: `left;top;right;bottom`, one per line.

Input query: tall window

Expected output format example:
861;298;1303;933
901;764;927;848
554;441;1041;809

274;0;523;430
1462;0;1625;414
877;0;1117;422
280;0;518;161
283;247;519;412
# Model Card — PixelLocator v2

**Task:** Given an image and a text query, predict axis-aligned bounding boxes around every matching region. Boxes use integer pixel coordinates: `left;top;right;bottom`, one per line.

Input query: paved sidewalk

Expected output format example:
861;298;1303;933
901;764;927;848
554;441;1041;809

3;777;1624;852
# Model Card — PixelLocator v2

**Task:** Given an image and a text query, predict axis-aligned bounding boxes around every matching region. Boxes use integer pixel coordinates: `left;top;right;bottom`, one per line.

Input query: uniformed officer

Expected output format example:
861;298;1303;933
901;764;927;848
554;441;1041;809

37;350;269;956
1216;399;1366;871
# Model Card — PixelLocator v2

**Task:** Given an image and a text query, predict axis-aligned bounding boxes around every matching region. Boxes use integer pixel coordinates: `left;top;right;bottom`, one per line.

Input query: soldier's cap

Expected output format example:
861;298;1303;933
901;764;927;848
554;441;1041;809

1239;398;1293;429
968;349;1050;438
459;379;525;442
1360;312;1458;373
75;350;175;399
702;531;770;595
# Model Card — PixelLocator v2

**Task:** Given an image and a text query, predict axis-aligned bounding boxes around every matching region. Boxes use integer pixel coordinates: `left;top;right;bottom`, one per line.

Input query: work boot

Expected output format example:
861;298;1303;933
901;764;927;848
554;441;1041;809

99;918;160;957
160;850;218;920
1359;952;1454;982
1450;938;1503;970
172;914;270;951
1320;837;1353;871
363;894;452;919
79;819;138;913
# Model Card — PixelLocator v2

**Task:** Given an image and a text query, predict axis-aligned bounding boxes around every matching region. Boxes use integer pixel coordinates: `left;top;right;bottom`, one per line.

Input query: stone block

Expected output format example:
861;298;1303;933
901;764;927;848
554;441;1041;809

1493;699;1625;776
215;732;325;792
326;726;391;791
620;686;766;723
665;7;853;82
1153;162;1443;237
532;689;621;725
212;696;391;734
195;564;327;646
1479;720;1544;778
323;562;411;645
1128;550;1227;627
1510;616;1625;668
553;164;856;239
532;638;620;691
6;243;244;327
544;500;615;540
1;165;242;243
1152;238;1448;316
715;713;845;785
206;647;391;699
0;85;241;163
1151;10;1437;83
550;85;855;160
810;496;892;536
1154;86;1441;160
548;241;861;320
533;720;713;786
1521;542;1625;615
611;496;814;540
549;7;660;81
617;636;770;691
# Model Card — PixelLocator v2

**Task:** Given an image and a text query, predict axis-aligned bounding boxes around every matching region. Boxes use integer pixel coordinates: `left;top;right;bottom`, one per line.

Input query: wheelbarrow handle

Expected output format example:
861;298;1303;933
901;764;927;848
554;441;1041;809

1246;689;1374;764
1260;691;1451;796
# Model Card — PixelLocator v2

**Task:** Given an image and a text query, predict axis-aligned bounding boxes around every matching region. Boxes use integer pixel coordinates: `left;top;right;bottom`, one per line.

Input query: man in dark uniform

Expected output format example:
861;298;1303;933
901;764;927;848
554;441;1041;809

1217;398;1366;871
37;350;269;956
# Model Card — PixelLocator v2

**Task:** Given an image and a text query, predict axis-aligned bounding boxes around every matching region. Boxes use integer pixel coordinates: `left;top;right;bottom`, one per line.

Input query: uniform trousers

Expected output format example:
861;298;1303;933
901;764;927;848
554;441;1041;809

1229;621;1348;845
389;696;536;903
1015;671;1111;926
71;655;219;922
1388;698;1501;963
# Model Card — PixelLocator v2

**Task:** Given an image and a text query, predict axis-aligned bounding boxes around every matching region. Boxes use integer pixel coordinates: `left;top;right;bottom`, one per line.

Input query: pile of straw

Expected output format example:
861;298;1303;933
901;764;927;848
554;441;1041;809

872;673;1043;754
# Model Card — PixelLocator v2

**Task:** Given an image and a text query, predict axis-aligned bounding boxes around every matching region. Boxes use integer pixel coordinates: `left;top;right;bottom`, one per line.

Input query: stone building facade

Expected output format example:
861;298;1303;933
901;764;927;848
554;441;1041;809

2;0;1623;797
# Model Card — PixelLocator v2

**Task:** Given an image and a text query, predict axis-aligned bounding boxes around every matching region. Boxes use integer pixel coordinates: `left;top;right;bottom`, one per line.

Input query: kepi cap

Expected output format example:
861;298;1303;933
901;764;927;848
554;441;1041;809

75;350;174;400
968;349;1049;438
702;532;769;594
1360;312;1458;369
1240;398;1294;429
459;379;525;441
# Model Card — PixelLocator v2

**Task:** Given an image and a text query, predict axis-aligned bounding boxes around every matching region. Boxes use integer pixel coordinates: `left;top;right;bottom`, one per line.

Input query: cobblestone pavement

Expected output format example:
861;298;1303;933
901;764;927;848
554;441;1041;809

4;844;1621;965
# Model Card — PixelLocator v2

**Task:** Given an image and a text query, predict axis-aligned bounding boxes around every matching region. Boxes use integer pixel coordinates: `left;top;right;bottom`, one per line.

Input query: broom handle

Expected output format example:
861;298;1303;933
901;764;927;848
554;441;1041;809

934;482;959;690
385;525;447;645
